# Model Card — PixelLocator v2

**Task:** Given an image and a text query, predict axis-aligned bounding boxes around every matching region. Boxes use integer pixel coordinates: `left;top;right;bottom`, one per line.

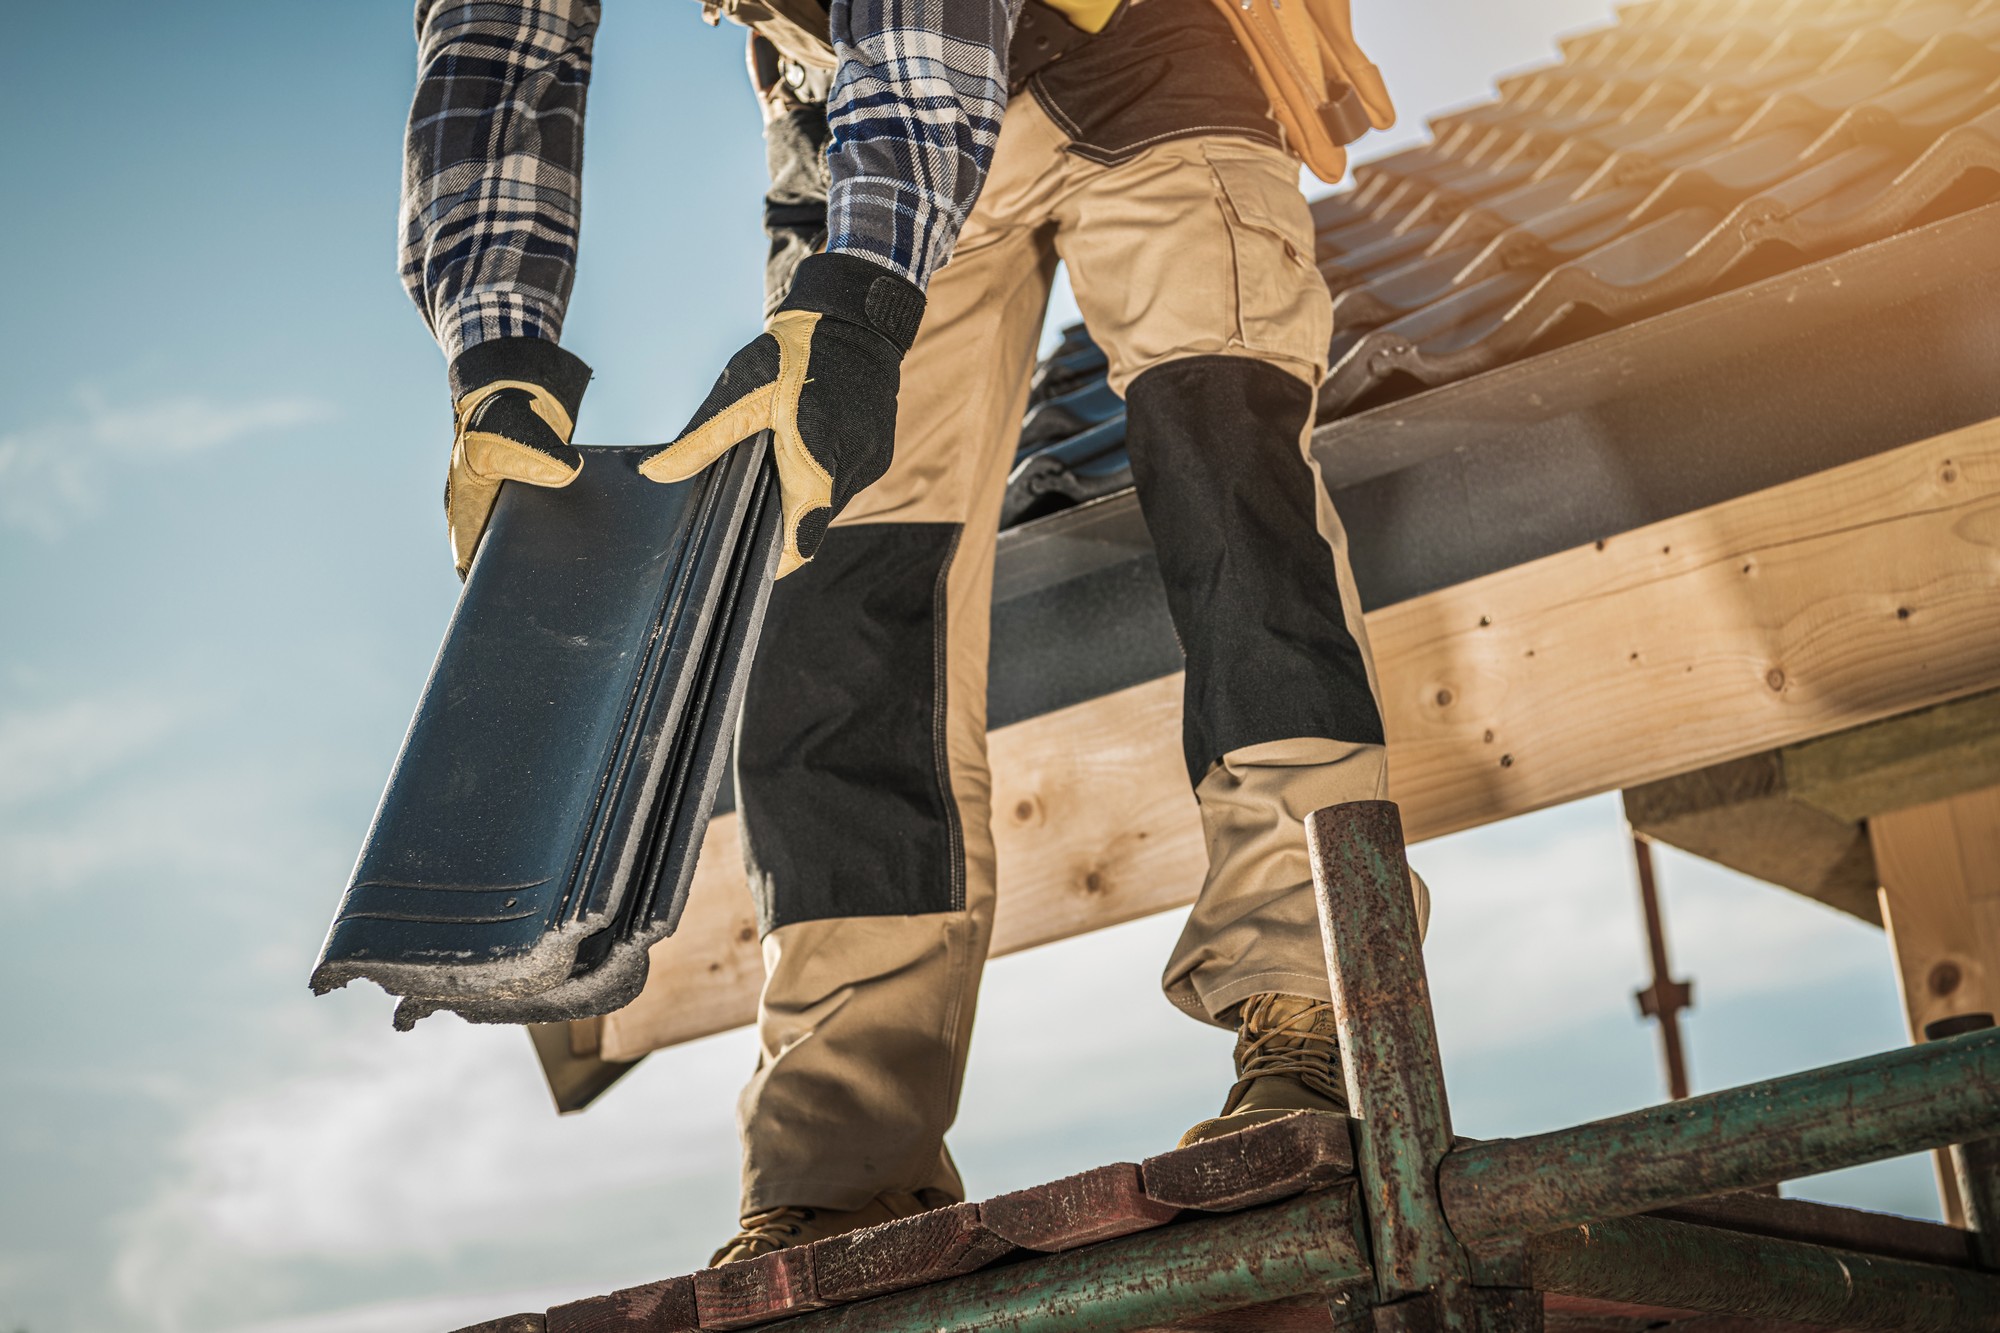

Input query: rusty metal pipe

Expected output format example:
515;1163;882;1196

1442;1026;2000;1245
776;1187;1372;1333
1307;800;1466;1305
1529;1213;2000;1332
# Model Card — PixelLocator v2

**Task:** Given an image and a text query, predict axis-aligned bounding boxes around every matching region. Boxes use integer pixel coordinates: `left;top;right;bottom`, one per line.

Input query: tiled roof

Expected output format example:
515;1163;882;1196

1004;0;2000;529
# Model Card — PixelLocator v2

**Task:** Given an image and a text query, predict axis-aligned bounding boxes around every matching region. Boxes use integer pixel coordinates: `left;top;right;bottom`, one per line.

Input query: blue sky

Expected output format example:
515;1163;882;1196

0;3;1939;1331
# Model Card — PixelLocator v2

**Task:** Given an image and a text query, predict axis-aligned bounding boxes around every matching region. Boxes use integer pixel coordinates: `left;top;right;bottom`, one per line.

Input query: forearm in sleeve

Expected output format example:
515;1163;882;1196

399;0;599;362
823;0;1020;291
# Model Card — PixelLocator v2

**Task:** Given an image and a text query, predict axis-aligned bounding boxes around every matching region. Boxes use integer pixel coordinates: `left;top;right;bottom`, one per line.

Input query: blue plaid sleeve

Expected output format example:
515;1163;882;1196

824;0;1021;290
399;0;598;363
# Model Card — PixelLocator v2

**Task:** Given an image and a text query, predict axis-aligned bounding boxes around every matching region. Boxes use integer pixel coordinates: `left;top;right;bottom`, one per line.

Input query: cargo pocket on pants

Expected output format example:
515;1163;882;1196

1203;141;1334;377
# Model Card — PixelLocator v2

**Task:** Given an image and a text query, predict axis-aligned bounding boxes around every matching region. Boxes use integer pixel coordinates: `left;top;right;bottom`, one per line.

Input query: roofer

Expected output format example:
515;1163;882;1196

400;0;1413;1266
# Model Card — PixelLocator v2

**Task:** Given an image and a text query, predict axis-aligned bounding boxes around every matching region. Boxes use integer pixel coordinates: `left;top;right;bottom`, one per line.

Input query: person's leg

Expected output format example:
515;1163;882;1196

729;102;1068;1231
1054;135;1419;1076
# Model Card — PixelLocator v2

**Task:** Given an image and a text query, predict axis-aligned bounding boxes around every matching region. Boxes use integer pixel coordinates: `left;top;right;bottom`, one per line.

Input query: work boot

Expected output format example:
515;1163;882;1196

709;1189;955;1266
1178;992;1348;1147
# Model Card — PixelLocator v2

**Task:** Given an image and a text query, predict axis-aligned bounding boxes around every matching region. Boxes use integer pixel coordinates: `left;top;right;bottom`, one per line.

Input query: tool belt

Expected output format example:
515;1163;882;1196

1208;0;1395;181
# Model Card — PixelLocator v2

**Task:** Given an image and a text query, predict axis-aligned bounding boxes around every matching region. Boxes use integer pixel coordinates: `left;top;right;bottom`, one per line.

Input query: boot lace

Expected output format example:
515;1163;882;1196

1236;995;1344;1103
722;1205;817;1260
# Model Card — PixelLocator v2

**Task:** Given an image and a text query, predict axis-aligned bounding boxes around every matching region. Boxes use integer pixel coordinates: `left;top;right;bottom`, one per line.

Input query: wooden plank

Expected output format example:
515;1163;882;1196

546;1279;700;1333
601;421;2000;1064
526;1021;639;1115
1623;688;2000;924
1141;1113;1353;1213
809;1204;1012;1303
1623;756;1879;922
691;1247;824;1330
978;1163;1179;1251
1785;688;2000;823
449;1318;545;1333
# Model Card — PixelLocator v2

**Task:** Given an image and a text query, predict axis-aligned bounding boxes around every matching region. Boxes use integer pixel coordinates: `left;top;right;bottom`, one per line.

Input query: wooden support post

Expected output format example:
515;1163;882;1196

1872;784;2000;1227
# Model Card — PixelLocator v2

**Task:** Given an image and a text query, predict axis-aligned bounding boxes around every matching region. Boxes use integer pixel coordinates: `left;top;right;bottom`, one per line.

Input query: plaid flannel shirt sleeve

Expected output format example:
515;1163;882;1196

399;0;598;364
824;0;1021;290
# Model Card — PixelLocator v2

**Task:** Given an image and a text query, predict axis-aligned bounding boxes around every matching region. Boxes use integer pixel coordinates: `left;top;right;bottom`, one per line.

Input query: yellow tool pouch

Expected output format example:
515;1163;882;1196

1204;0;1396;183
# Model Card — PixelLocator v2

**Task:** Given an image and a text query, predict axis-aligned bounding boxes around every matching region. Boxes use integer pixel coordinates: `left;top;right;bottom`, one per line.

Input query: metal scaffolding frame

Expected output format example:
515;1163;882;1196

756;801;2000;1333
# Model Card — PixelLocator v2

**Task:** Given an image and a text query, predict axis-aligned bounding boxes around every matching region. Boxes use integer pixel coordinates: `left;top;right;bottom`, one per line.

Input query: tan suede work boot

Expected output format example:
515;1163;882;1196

709;1189;955;1266
1178;992;1349;1147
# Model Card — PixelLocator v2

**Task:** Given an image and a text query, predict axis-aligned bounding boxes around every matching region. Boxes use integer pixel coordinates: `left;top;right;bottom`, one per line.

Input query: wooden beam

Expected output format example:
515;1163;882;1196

1871;784;2000;1224
1624;752;1880;923
526;1019;639;1114
1623;688;2000;925
590;419;2000;1066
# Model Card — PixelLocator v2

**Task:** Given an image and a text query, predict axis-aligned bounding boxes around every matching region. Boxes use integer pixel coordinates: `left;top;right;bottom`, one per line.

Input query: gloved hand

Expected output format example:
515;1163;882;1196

639;253;925;577
444;338;593;577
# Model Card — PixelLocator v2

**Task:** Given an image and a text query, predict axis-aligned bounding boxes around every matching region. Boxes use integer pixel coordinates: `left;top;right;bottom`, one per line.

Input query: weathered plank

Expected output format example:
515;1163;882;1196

979;1162;1179;1251
545;1278;699;1333
527;1019;640;1115
1141;1113;1353;1213
1623;753;1880;924
809;1203;1012;1303
691;1247;823;1330
595;421;2000;1064
449;1318;545;1333
1623;688;2000;925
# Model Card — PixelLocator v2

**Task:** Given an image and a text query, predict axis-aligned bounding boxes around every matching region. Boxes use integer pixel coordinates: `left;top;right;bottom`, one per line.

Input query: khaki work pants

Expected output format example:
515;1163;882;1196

733;96;1402;1212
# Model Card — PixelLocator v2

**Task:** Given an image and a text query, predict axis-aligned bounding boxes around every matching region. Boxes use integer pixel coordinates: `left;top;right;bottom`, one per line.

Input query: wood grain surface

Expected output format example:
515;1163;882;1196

594;421;2000;1063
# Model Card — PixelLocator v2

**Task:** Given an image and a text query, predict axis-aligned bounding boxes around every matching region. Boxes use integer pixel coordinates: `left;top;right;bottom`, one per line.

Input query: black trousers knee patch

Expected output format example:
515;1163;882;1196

736;521;965;932
1124;356;1385;782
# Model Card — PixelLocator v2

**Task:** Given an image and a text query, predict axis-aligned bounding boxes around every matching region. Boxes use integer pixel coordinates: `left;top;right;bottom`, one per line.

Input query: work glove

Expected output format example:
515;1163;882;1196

444;338;594;577
639;252;925;578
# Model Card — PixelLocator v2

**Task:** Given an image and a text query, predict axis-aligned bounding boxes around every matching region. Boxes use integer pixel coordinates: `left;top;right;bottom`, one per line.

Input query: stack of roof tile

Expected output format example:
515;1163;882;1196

1004;0;2000;526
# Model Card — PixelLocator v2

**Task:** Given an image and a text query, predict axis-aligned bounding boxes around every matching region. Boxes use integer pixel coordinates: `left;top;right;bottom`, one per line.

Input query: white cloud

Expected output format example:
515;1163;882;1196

0;388;331;536
0;692;186;806
113;1018;750;1330
0;753;320;904
1413;796;1888;1059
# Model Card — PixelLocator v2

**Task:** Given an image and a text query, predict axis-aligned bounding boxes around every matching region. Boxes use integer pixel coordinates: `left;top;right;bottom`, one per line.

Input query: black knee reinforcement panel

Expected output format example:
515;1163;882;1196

310;443;780;1028
1125;356;1385;782
738;521;966;932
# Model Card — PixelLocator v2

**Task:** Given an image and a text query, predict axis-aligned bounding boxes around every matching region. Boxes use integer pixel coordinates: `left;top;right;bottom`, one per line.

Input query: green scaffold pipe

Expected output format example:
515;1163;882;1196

1443;1025;2000;1245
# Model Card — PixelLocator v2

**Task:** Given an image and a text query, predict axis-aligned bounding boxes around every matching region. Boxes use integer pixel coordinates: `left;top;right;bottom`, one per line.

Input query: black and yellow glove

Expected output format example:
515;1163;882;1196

639;253;925;577
445;338;593;577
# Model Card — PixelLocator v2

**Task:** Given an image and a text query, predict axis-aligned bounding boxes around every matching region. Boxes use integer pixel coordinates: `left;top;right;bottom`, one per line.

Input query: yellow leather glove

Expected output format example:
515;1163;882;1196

444;339;593;577
638;253;925;577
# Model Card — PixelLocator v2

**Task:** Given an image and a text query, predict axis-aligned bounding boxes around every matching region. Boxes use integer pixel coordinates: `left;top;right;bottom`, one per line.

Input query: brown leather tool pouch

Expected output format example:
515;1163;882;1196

1203;0;1395;182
